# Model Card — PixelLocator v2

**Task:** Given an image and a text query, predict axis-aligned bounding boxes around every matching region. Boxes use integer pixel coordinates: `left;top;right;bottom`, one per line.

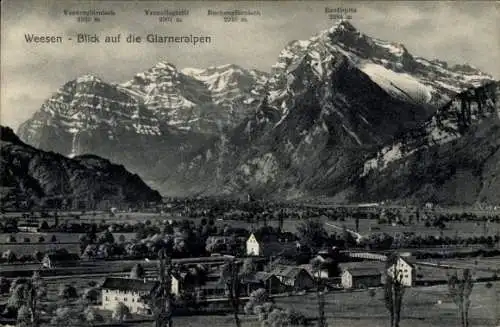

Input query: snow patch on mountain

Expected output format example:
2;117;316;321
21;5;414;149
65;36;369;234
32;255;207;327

360;62;433;103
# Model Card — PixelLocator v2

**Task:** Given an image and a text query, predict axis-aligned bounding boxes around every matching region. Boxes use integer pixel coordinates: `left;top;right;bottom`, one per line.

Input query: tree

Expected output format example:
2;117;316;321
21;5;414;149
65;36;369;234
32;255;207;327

58;284;78;301
2;249;17;263
219;258;255;327
0;277;11;294
8;271;46;327
130;263;146;279
265;308;292;327
33;251;44;263
17;305;32;327
112;302;130;322
145;248;174;327
99;230;115;244
244;288;268;315
50;306;88;327
385;257;405;327
40;221;49;230
297;219;328;250
448;269;474;327
311;258;327;327
84;306;104;326
81;287;101;305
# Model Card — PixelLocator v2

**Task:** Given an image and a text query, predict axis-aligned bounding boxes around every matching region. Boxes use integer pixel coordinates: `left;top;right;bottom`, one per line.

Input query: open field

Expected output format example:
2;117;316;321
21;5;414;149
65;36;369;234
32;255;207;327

0;242;80;256
421;256;500;274
1;211;164;225
275;282;500;327
303;201;500;216
325;219;500;238
0;232;136;255
0;232;136;243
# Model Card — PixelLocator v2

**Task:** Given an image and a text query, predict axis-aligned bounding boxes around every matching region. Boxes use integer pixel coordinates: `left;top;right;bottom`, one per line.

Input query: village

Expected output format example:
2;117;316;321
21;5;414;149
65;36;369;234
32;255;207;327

0;200;499;326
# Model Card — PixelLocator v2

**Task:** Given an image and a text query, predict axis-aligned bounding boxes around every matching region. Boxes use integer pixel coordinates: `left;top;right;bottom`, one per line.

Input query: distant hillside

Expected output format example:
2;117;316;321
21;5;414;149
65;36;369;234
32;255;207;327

0;126;161;210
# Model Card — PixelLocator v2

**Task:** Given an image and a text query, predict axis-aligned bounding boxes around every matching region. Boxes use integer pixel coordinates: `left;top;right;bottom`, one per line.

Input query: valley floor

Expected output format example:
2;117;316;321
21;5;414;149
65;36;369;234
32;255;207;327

118;282;500;327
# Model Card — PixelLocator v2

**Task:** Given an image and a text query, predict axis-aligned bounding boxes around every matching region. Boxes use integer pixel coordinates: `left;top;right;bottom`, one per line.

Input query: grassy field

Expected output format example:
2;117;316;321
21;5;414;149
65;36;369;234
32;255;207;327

421;256;500;274
0;242;80;256
325;218;500;238
0;232;136;255
275;282;500;327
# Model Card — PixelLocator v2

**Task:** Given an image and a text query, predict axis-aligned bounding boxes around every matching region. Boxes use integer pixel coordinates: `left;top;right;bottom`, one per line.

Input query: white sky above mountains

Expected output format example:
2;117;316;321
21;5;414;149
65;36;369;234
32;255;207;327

1;0;499;129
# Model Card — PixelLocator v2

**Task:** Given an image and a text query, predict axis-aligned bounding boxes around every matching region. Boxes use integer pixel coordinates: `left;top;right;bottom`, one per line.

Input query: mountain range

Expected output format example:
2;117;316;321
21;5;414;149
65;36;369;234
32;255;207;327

14;20;500;204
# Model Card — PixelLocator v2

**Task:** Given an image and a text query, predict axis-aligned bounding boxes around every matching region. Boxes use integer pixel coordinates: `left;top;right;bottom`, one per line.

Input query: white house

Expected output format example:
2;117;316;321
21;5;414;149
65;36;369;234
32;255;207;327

101;277;158;314
170;271;194;296
387;256;416;287
246;232;262;256
246;231;298;257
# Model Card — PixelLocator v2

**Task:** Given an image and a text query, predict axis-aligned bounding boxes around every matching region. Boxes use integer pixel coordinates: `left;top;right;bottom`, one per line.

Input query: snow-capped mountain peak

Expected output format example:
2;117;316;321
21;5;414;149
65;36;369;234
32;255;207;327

267;20;494;111
327;19;358;34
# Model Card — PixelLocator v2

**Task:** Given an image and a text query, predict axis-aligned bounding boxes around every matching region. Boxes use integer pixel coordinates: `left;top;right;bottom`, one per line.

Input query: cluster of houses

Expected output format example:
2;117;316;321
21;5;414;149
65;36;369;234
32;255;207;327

99;231;418;314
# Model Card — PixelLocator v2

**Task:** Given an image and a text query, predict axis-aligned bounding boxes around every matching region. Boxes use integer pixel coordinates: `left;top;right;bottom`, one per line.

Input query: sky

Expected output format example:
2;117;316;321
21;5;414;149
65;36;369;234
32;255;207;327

1;0;499;130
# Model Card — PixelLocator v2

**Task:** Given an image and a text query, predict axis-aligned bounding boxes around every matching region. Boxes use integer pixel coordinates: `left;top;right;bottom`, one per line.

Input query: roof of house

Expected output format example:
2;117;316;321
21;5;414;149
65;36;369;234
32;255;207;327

344;268;381;278
300;263;331;276
101;277;159;292
271;265;311;279
398;256;416;268
242;271;278;284
171;271;189;281
255;271;276;281
250;230;278;243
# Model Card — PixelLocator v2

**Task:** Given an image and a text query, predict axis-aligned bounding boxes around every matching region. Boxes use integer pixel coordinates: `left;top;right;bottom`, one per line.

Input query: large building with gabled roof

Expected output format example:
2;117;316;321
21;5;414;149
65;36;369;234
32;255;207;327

101;277;159;314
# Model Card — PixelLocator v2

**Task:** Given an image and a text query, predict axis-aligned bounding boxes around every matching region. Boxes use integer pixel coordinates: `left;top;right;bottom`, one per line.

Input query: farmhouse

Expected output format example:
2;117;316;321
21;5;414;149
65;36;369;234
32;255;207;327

341;268;382;289
101;277;158;314
17;222;39;232
170;271;197;296
271;265;315;290
41;252;80;269
387;256;416;286
242;271;286;295
246;231;298;257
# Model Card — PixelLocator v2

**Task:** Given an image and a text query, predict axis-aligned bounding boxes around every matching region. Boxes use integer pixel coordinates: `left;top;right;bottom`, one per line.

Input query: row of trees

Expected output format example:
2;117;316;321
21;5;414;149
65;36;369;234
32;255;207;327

4;234;57;244
360;232;500;250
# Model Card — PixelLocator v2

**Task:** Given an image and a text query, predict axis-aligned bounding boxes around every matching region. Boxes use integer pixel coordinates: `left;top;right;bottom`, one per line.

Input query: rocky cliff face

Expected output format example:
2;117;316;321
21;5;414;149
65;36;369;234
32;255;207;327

119;61;267;134
1;126;162;209
16;62;267;189
357;82;500;204
169;21;497;202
